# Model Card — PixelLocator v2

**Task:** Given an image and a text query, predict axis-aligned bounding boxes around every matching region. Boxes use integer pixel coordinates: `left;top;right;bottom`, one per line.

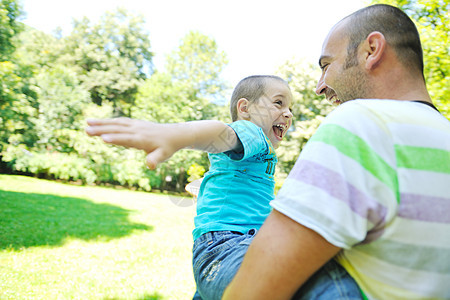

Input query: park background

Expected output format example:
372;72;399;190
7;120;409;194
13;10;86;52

0;0;448;299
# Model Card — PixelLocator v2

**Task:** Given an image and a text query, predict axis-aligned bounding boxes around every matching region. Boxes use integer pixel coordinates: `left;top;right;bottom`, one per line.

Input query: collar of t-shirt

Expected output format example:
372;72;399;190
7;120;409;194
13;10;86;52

412;100;440;112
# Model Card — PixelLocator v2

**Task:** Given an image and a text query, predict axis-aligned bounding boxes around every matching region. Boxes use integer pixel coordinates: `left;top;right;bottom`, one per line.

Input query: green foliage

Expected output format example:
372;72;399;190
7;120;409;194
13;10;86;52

1;3;234;192
2;129;161;191
370;0;450;118
187;163;206;182
0;4;222;192
275;59;334;176
129;31;230;191
0;2;36;154
166;31;229;103
31;65;91;150
0;0;22;60
0;60;37;153
56;130;161;191
14;9;153;115
132;72;198;123
14;26;62;68
164;31;230;121
132;71;228;123
157;150;209;191
3;147;97;184
59;8;153;111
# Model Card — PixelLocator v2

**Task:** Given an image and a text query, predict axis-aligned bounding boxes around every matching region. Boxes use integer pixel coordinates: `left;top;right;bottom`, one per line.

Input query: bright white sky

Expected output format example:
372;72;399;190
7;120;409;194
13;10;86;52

21;0;365;87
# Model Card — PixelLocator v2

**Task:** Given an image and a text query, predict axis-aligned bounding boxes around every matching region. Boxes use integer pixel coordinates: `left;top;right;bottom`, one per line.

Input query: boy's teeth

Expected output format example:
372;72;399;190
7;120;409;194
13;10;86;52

273;124;286;138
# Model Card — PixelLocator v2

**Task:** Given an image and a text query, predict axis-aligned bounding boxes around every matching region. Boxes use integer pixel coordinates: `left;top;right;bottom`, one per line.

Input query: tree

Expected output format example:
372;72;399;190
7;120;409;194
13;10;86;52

132;72;197;123
58;8;153;113
133;31;229;123
275;59;334;179
0;1;36;157
166;31;229;106
0;60;37;154
370;0;450;118
0;0;22;60
13;26;63;69
31;65;91;152
129;31;230;191
2;12;231;192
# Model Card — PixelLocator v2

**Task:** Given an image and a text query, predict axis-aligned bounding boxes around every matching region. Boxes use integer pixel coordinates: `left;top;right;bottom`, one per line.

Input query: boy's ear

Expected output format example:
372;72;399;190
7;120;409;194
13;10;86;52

237;98;250;120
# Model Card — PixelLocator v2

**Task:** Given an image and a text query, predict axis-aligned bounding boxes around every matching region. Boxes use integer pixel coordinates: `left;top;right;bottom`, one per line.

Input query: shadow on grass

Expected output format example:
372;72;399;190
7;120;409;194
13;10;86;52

104;292;165;300
0;190;152;250
103;293;165;300
136;293;165;300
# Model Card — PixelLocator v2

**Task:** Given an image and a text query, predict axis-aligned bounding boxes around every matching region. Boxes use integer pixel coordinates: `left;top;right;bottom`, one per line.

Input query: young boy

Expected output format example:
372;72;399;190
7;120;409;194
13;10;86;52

86;75;360;300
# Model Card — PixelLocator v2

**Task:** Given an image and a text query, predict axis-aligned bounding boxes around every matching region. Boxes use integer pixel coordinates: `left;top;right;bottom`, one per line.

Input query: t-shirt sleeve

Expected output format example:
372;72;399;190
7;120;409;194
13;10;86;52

270;102;398;249
225;120;269;161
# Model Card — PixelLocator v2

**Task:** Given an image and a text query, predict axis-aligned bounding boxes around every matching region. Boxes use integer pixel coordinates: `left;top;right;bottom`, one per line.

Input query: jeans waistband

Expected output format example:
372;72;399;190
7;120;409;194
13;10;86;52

196;231;243;243
196;229;259;244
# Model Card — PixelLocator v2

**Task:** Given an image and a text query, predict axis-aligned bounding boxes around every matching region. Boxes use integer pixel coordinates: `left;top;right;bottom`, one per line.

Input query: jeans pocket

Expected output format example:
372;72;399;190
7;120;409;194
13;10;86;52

193;233;250;300
193;233;239;274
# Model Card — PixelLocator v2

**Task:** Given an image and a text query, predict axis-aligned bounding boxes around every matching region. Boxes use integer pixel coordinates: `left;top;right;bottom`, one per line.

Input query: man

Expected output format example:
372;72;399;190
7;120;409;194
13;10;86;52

223;4;450;300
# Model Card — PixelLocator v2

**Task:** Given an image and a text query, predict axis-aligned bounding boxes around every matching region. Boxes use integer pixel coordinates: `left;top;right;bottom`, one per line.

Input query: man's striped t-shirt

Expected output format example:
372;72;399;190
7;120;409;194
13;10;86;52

271;99;450;299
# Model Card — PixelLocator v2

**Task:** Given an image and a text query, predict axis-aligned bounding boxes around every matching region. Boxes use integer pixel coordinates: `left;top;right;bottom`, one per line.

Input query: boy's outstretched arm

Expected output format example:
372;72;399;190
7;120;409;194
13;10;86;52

86;118;239;169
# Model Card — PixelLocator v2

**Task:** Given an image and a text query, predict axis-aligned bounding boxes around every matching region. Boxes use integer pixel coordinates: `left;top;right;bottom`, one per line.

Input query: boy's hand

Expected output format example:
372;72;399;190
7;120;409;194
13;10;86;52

86;118;184;169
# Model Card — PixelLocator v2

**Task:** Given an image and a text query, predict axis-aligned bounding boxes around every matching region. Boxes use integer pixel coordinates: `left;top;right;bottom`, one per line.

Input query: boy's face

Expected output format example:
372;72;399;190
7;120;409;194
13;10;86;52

247;80;293;149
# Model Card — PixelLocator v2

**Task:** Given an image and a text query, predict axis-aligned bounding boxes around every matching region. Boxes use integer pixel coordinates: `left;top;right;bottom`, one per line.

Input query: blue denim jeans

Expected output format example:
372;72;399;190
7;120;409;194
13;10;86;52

291;258;362;300
192;230;361;300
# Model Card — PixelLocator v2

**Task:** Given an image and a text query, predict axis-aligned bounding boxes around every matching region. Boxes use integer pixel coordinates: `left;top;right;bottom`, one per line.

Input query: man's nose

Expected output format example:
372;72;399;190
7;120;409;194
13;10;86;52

315;75;326;96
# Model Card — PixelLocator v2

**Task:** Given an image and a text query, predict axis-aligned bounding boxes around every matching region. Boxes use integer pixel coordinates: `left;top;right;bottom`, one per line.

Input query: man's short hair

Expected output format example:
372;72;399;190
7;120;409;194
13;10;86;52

343;4;424;78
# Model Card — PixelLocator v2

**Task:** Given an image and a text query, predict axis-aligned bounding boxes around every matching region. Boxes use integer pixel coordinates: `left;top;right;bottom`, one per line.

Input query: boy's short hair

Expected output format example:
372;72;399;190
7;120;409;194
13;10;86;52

230;75;289;121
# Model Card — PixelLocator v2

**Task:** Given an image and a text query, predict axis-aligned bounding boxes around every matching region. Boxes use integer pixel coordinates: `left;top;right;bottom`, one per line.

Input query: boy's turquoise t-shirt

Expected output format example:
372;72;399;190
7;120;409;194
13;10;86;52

193;120;277;240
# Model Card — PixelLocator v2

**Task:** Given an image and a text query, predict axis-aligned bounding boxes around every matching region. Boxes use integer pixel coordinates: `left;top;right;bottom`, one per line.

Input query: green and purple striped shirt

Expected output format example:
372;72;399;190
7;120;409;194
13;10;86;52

271;99;450;299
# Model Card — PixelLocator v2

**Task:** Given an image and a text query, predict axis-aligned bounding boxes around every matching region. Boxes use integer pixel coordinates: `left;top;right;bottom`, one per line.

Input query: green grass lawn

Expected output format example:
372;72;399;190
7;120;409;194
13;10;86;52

0;175;197;299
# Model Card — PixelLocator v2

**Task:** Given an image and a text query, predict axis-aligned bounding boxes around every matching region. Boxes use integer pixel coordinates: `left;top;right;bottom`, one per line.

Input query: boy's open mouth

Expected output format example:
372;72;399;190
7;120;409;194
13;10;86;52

273;124;287;139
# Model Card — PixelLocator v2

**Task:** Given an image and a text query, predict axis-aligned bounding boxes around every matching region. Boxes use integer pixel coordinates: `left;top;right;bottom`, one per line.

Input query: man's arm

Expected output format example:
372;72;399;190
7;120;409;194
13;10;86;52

222;209;341;300
86;118;239;169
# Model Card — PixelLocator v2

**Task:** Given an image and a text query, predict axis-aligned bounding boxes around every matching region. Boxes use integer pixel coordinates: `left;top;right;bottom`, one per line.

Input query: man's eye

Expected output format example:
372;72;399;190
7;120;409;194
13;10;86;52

275;100;282;105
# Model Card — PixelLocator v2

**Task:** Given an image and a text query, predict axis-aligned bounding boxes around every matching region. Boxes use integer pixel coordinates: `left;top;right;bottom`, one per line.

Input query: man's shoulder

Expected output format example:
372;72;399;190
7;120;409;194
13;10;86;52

326;99;435;124
315;99;408;143
336;99;434;112
335;99;404;111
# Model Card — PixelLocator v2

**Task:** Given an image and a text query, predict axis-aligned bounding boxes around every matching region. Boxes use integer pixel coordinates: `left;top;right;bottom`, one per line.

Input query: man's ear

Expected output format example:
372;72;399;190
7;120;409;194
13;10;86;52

237;98;251;120
363;31;386;70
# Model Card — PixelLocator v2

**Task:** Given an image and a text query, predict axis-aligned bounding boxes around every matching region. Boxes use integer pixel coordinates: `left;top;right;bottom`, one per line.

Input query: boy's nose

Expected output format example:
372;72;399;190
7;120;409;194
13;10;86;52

283;109;293;119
